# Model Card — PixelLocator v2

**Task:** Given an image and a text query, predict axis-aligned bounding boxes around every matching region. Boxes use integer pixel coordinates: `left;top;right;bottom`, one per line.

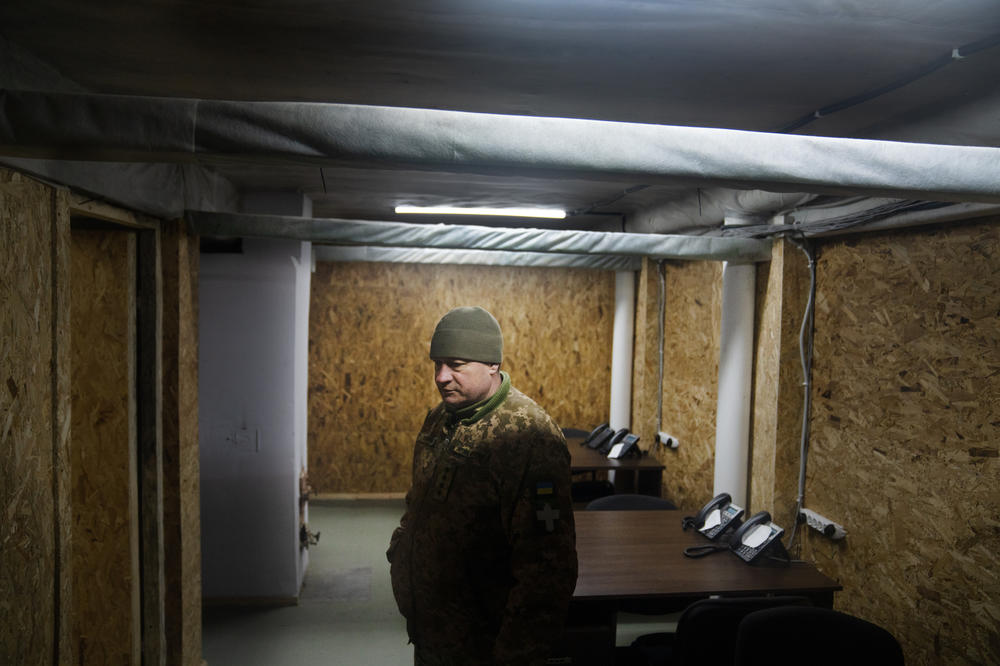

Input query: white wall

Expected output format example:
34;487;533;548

292;241;311;592
199;237;311;600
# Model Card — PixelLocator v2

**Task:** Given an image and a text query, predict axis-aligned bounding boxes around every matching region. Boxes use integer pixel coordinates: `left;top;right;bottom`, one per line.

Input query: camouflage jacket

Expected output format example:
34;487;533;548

388;377;578;665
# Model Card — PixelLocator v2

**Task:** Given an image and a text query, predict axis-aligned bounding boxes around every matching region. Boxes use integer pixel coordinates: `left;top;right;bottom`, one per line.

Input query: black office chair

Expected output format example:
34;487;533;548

631;595;812;666
572;479;616;503
586;493;677;511
734;606;904;666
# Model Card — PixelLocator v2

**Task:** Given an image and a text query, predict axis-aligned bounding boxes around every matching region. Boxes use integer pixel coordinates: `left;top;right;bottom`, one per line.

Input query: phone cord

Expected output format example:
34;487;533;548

683;544;729;558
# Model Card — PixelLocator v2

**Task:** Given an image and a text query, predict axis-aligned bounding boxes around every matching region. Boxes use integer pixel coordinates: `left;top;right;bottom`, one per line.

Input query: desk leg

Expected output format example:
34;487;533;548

634;470;663;497
613;469;635;494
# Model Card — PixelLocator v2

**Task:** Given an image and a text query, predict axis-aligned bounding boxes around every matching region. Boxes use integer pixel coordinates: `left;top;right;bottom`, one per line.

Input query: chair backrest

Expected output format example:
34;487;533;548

571;480;615;503
734;606;904;666
585;493;677;511
673;596;812;666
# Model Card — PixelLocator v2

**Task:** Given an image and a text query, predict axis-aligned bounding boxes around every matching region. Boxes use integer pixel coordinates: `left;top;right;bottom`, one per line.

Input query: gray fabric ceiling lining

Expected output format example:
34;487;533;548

787;201;1000;238
188;211;772;262
0;156;238;218
313;245;642;270
3;89;1000;207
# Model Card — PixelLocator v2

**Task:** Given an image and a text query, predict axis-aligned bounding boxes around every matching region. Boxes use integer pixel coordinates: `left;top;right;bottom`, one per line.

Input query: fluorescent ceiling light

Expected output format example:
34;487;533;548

395;204;566;219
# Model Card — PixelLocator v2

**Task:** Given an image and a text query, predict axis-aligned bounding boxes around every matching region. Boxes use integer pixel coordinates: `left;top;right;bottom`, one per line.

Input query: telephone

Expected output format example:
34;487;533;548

607;433;641;459
581;423;610;448
729;511;787;563
586;428;615;453
683;493;745;541
598;428;630;455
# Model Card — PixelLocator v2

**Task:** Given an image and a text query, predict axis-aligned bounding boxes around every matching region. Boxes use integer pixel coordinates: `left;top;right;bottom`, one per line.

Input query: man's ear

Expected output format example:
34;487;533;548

488;363;501;376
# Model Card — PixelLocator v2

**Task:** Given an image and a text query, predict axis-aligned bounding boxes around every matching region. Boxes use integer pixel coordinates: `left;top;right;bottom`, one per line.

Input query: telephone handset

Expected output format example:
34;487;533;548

730;511;787;563
607;433;641;459
587;428;615;453
598;428;629;455
581;423;610;448
683;492;745;541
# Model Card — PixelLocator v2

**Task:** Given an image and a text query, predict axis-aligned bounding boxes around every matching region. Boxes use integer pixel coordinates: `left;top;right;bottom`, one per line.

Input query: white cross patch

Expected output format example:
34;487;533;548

536;502;560;532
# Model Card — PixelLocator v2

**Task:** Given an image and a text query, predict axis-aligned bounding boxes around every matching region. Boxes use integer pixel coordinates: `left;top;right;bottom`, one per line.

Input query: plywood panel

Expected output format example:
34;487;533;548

749;250;780;514
179;228;201;662
805;218;1000;666
70;229;140;664
749;239;813;519
0;170;59;664
771;241;814;521
161;219;202;665
653;260;723;510
308;262;615;494
630;258;663;456
52;189;74;665
136;228;165;664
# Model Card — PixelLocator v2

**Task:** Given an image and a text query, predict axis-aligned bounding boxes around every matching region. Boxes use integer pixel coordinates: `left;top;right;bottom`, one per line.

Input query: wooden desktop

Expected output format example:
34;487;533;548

573;510;840;606
548;509;841;664
568;437;665;496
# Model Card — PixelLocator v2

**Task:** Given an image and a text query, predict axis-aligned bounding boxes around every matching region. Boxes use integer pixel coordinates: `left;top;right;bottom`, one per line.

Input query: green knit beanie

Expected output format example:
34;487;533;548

429;306;503;364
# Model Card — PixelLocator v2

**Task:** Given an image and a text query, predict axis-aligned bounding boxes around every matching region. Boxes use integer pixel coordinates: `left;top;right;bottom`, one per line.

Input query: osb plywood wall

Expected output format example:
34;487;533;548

160;220;202;666
804;219;1000;666
70;229;140;664
650;260;723;510
2;168;197;665
630;259;663;453
749;240;813;518
308;261;615;494
748;253;781;514
0;170;72;664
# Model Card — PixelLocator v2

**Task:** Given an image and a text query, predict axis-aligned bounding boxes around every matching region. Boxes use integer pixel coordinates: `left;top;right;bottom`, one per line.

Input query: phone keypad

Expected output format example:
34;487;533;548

699;504;743;540
702;521;728;539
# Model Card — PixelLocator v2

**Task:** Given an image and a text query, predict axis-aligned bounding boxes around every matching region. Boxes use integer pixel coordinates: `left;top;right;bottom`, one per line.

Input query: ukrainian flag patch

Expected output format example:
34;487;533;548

533;481;559;532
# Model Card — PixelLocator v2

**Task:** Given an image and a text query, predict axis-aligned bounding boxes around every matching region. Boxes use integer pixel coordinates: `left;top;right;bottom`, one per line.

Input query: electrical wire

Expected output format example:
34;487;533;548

784;234;817;552
567;184;650;217
776;32;1000;134
656;259;666;444
719;200;953;239
792;200;952;236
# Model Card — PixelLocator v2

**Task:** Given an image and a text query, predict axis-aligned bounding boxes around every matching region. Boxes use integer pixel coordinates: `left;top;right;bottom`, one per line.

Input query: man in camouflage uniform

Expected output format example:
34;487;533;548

388;306;578;666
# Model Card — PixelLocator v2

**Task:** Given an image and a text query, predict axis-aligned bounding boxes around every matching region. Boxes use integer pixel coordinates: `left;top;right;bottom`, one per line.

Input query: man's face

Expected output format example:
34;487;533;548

433;358;500;408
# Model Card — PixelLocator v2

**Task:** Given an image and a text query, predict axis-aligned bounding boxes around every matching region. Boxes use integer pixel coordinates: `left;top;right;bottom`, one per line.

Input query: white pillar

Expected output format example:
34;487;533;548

609;271;635;431
713;261;756;507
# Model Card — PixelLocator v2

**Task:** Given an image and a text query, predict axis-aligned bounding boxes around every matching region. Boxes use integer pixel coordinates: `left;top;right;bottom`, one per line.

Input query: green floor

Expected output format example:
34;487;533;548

202;499;677;665
202;499;412;666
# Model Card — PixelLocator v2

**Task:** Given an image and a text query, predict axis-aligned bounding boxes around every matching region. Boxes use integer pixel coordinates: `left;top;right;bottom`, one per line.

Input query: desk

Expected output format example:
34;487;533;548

550;510;841;664
568;440;665;496
573;510;841;607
